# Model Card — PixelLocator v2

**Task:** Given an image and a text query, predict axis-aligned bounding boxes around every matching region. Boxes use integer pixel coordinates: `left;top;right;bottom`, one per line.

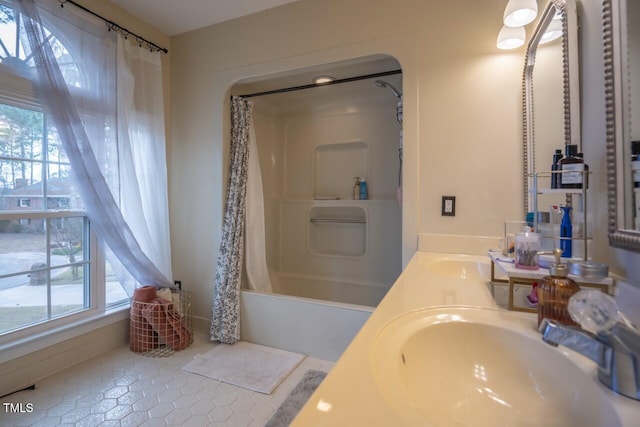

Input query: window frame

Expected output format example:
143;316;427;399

0;18;129;354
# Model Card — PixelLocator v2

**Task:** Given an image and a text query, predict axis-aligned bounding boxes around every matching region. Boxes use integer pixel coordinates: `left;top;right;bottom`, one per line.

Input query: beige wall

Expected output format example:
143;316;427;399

31;0;639;337
168;0;640;326
169;0;525;326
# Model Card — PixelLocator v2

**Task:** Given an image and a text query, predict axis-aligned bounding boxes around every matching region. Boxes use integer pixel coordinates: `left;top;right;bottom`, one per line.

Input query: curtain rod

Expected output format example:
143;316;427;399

58;0;168;54
236;69;402;99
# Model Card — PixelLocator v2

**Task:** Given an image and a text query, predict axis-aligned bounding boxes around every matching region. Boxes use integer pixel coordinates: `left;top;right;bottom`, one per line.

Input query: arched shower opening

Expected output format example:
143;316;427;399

231;55;403;359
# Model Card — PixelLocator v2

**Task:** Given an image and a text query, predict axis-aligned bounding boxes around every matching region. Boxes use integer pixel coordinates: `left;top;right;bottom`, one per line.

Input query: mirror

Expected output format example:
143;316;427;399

523;0;580;213
605;0;640;250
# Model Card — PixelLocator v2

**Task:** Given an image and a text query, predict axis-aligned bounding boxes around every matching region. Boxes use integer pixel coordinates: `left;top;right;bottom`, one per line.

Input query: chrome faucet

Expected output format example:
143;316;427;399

539;318;640;400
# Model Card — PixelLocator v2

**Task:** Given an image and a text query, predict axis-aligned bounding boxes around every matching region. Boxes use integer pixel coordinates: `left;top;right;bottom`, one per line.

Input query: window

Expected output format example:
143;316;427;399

0;4;128;341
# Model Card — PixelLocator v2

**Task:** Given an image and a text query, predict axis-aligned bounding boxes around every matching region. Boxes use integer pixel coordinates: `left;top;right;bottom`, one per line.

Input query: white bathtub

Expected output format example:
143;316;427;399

269;272;390;307
240;289;373;362
239;253;499;362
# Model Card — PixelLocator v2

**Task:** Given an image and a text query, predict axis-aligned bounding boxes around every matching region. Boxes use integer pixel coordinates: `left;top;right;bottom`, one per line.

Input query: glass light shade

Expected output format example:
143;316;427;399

540;19;562;44
503;0;538;27
497;25;526;50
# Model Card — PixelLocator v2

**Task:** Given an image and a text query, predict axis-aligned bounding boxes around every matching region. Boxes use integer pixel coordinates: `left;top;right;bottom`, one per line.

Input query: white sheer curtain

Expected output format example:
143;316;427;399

16;0;173;292
115;38;173;287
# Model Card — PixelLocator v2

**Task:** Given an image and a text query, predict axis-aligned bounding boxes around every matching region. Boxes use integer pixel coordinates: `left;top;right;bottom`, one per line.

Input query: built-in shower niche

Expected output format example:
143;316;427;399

308;206;367;257
313;142;369;200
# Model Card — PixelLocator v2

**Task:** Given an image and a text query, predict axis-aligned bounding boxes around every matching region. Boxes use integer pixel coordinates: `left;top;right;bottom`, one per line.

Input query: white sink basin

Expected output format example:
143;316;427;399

369;307;621;426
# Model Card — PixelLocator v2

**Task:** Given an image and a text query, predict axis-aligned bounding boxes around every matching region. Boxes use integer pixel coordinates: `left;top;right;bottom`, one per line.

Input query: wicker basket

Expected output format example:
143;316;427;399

130;287;192;357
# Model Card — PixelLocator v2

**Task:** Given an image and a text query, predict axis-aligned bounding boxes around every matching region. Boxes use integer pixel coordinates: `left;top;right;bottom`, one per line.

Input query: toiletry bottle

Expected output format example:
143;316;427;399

632;141;640;188
551;149;563;189
353;177;360;200
560;144;584;189
359;177;368;200
576;152;589;189
537;248;580;327
560;206;572;258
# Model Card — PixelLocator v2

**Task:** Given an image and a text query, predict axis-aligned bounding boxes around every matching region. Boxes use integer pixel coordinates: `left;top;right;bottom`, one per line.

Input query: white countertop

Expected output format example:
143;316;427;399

292;251;640;426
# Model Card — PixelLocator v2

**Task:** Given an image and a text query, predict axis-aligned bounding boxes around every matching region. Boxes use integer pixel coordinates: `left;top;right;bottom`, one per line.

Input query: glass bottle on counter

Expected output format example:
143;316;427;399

538;248;581;327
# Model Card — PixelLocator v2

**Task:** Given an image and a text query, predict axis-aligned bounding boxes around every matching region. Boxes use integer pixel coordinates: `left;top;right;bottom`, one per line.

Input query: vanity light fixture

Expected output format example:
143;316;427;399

503;0;538;27
496;25;526;50
540;19;562;44
312;75;335;84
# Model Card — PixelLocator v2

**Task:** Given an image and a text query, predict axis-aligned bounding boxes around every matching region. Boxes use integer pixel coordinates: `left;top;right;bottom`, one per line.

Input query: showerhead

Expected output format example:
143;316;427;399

376;79;403;124
375;79;402;99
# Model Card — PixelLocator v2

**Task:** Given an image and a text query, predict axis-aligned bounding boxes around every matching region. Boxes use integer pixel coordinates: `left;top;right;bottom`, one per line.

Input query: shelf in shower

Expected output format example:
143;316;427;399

310;218;367;224
308;206;367;257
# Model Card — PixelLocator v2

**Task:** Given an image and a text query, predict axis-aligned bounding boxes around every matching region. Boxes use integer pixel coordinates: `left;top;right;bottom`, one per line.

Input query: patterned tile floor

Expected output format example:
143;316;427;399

1;334;334;426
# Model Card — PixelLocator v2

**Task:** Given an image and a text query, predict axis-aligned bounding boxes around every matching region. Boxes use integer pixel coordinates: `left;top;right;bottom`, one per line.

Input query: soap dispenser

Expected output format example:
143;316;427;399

537;248;581;327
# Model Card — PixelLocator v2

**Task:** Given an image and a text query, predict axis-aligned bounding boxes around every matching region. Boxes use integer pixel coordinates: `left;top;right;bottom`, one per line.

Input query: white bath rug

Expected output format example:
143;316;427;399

182;341;305;394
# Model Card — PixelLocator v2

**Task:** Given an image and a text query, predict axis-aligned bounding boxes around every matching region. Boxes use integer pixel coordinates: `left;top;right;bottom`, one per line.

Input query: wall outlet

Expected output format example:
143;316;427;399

442;196;456;216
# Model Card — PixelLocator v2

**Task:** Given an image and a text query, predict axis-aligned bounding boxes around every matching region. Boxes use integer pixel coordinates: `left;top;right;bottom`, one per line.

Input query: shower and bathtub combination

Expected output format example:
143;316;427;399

232;57;404;360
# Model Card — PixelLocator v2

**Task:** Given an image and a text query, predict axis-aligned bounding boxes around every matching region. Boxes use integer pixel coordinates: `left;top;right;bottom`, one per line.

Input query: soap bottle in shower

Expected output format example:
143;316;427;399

353;177;360;200
537;248;580;327
359;177;368;200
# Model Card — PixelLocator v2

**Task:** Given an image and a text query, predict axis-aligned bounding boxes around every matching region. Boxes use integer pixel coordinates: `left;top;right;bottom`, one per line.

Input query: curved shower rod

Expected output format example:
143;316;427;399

236;69;402;99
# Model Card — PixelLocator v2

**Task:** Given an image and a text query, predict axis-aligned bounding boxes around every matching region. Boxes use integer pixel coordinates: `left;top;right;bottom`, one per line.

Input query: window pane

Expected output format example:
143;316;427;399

0;104;44;160
49;217;88;315
0;215;90;335
51;264;87;316
0;224;47;271
0;102;45;212
49;216;85;262
46;126;69;164
0;273;48;334
0;161;44;212
105;259;130;306
46;164;82;211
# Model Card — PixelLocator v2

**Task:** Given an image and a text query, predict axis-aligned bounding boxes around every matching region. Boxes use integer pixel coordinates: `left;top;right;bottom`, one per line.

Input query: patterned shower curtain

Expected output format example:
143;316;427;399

211;97;252;344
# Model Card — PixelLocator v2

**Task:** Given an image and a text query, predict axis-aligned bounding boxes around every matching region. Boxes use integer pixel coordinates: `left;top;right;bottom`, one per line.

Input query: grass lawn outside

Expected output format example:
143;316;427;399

0;304;85;334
